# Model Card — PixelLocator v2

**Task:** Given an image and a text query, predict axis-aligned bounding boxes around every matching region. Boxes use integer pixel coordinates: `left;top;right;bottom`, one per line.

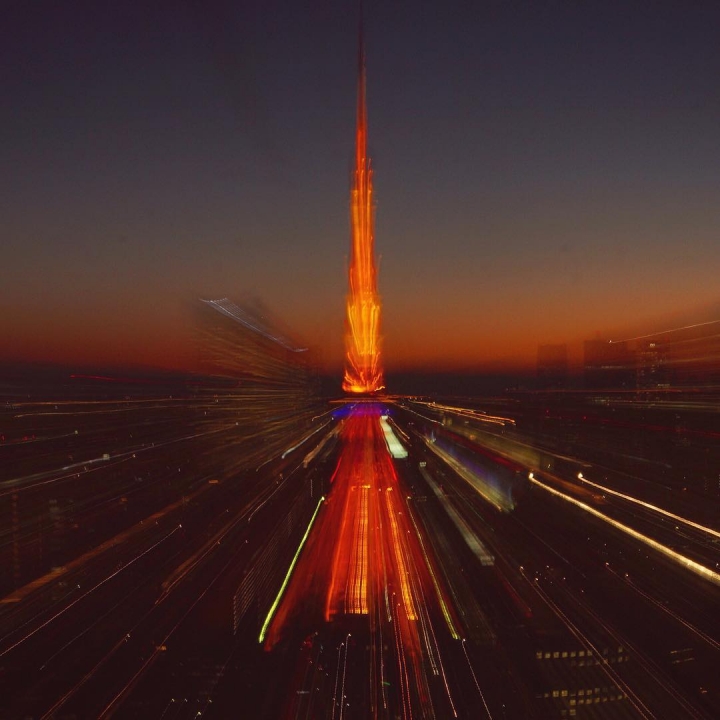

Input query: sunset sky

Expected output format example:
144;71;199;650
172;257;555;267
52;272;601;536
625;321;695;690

3;1;720;377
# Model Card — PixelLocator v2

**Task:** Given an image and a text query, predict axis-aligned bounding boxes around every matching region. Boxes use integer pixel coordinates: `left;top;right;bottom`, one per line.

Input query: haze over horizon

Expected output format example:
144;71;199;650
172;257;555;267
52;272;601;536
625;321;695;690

4;1;720;376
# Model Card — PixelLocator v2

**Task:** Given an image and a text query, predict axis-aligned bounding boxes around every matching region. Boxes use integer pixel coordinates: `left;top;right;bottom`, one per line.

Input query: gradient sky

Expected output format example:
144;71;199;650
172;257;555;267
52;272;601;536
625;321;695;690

3;1;720;375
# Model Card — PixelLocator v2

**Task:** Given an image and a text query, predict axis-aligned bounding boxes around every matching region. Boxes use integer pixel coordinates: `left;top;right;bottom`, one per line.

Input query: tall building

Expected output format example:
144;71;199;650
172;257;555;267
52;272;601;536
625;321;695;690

343;20;383;394
196;297;319;419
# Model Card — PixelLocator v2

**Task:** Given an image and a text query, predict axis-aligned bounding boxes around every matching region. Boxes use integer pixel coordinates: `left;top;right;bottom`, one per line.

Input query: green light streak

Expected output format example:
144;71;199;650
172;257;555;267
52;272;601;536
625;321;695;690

258;496;325;644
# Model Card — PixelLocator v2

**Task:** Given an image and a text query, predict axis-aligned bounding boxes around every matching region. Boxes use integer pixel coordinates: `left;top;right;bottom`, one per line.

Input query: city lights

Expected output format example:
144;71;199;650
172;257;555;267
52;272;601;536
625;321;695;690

4;4;720;719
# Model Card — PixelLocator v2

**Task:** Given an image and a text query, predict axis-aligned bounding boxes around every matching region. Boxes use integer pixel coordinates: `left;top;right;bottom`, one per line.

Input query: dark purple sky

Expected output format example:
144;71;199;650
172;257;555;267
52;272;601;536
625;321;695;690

3;0;720;372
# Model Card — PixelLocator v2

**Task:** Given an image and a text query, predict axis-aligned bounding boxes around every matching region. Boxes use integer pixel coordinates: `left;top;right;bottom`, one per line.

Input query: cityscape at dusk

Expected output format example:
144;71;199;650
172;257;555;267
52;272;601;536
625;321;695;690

3;1;720;719
4;1;720;374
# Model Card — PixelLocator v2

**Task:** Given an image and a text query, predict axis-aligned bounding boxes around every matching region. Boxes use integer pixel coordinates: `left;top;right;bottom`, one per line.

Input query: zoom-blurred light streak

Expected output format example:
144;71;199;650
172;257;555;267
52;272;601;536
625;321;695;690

0;299;332;718
529;473;720;586
418;465;494;566
576;471;720;541
343;29;383;394
259;495;325;644
379;414;408;459
261;403;464;717
194;298;324;478
421;431;516;512
5;371;720;715
410;400;516;428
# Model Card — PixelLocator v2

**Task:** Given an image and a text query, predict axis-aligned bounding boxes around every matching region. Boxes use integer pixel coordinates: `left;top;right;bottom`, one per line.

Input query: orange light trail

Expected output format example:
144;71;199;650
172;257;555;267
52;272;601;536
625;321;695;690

343;29;383;394
384;487;418;621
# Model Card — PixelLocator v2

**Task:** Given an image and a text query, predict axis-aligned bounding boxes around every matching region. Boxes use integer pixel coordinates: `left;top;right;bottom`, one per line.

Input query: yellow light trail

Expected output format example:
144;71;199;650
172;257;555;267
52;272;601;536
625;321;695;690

343;27;383;394
258;496;325;644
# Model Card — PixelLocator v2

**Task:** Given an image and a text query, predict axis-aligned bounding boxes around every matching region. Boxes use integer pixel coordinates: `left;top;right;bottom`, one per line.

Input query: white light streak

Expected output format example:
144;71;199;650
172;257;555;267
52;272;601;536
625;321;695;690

379;415;408;458
576;472;720;541
530;475;720;586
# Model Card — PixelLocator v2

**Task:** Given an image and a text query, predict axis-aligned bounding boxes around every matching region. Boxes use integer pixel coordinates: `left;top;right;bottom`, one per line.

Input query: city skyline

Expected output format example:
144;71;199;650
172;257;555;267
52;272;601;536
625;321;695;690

3;1;720;378
3;5;720;715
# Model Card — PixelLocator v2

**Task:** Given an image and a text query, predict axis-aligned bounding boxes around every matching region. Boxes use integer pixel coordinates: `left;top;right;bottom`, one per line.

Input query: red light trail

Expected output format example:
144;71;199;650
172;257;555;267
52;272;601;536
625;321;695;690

261;404;463;717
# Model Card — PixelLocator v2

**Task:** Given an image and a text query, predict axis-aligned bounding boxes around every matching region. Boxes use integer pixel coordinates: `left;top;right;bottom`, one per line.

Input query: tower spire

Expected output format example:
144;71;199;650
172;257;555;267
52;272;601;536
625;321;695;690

356;5;366;164
343;8;384;394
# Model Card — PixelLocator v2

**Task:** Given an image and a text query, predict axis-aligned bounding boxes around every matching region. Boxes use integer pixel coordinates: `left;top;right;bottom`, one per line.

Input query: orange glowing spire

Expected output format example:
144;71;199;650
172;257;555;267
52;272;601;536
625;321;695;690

343;18;384;394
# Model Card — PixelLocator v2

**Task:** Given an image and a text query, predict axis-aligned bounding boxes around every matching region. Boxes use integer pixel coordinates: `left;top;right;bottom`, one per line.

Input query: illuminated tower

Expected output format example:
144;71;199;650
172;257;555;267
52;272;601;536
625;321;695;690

343;21;384;394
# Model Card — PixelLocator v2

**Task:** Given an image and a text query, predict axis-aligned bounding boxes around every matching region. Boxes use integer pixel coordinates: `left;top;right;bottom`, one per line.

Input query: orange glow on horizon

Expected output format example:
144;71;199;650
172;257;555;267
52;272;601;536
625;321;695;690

343;34;384;394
